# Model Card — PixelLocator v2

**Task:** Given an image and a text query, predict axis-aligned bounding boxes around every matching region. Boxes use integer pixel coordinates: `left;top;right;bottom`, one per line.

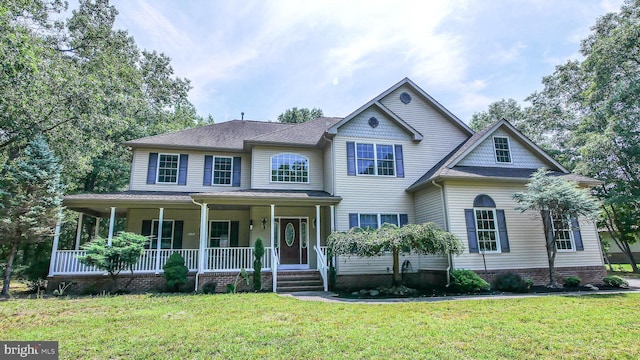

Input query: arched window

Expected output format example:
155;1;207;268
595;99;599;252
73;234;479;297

271;153;309;183
465;195;510;254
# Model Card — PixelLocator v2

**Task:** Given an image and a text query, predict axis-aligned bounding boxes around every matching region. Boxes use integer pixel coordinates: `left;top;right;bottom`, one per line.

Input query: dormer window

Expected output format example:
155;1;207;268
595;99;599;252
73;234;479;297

271;153;309;183
493;136;512;163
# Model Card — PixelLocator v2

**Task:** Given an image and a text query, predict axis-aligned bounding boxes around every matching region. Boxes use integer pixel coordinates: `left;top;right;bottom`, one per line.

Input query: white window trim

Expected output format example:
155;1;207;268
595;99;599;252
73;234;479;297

151;219;175;249
493;136;513;164
270;153;310;184
473;208;502;254
551;214;576;252
355;143;396;177
357;213;401;228
212;156;233;186
156;153;180;184
208;220;231;248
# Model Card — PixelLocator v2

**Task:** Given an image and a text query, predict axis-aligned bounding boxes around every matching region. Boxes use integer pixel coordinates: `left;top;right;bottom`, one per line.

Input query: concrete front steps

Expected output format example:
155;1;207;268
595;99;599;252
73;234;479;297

277;270;324;292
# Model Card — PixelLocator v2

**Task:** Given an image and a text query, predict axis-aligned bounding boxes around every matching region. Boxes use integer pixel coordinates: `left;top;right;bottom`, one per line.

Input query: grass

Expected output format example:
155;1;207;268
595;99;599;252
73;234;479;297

1;293;640;359
607;263;640;278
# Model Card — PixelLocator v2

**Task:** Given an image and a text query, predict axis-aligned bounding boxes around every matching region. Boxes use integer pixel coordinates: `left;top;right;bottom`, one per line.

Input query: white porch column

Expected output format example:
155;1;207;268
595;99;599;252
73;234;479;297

75;213;84;250
198;203;208;273
47;209;63;277
270;204;276;293
315;205;321;248
155;207;164;274
107;207;116;246
330;205;335;232
94;217;100;239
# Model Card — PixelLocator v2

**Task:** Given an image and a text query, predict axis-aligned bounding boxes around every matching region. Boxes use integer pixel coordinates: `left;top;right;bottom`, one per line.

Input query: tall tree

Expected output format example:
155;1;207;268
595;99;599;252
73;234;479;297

1;137;63;295
469;99;526;131
513;169;600;287
277;107;323;123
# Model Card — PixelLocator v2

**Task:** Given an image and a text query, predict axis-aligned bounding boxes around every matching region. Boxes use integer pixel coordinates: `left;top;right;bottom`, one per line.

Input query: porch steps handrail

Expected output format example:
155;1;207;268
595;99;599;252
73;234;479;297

314;246;329;291
271;246;279;293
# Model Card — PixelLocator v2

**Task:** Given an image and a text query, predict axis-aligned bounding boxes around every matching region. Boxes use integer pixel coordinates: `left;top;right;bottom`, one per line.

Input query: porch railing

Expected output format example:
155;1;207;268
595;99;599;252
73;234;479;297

314;246;328;291
203;247;272;272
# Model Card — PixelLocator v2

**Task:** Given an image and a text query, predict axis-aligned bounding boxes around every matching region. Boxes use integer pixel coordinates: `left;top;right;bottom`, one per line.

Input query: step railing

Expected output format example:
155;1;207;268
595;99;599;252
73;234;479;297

314;246;328;291
271;246;279;293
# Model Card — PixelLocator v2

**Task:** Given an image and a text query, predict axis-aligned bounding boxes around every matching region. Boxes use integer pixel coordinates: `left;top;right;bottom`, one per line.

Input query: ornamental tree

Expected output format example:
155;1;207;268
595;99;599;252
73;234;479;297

513;168;600;287
78;232;147;291
328;222;463;286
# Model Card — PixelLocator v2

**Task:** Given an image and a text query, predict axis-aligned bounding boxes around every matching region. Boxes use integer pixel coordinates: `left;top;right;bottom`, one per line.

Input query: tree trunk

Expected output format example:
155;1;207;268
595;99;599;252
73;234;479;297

1;239;20;296
392;248;401;286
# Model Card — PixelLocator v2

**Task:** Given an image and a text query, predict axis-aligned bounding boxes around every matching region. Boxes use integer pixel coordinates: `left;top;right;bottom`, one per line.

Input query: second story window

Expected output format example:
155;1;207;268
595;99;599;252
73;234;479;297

213;157;232;185
356;143;395;176
157;154;179;183
493;136;512;163
271;153;309;183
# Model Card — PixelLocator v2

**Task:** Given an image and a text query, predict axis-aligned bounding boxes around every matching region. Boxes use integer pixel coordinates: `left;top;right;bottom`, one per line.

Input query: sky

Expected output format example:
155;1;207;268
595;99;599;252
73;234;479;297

109;0;624;124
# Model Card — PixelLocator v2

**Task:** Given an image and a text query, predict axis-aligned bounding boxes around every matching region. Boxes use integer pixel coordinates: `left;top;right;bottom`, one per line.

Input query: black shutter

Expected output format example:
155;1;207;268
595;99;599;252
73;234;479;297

399;214;409;226
465;209;479;253
496;210;510;253
346;142;356;176
232;157;241;187
203;155;213;186
349;213;359;229
571;217;584;251
178;154;188;185
230;221;239;247
394;145;404;178
146;153;158;184
141;220;152;249
173;221;184;249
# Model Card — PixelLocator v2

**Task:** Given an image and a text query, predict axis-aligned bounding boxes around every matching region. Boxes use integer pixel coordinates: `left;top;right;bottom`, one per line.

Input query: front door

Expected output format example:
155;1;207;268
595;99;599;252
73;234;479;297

279;218;304;265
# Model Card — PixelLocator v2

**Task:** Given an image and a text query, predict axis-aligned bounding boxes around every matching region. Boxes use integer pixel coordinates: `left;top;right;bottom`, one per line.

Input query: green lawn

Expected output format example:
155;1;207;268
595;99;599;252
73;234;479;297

607;263;640;278
1;293;639;359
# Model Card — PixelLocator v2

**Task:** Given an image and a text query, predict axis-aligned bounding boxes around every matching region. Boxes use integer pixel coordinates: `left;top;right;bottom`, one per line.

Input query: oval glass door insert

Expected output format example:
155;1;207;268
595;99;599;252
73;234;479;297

285;223;295;247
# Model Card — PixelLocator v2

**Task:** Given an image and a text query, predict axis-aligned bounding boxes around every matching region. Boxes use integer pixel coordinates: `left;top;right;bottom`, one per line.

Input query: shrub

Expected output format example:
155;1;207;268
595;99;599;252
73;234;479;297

163;253;189;292
603;275;629;288
563;275;581;288
492;272;530;292
201;282;217;294
450;269;490;293
253;238;265;291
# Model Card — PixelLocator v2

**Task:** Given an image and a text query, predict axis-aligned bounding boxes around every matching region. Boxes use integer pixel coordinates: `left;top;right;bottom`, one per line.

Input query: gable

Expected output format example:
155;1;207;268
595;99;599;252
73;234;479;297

337;106;413;141
456;128;549;169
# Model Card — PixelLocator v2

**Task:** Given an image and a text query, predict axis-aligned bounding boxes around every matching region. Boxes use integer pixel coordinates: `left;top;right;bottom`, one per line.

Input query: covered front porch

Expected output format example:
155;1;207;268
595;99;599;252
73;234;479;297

51;190;340;291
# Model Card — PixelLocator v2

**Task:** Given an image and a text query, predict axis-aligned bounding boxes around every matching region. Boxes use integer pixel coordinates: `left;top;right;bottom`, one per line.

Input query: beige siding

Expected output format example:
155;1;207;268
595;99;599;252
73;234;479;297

415;186;445;229
130;148;251;192
323;144;333;194
336;253;448;275
457;129;547;168
445;180;604;270
339;108;412;141
251;146;324;190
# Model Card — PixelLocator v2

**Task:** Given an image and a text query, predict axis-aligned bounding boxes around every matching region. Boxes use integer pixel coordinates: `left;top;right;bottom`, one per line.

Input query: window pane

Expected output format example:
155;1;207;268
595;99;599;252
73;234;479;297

271;154;309;183
209;221;229;247
359;214;378;229
301;221;308;248
494;137;511;163
376;145;395;176
213;157;232;185
475;210;499;252
356;144;375;175
380;214;399;226
158;154;179;183
552;214;573;250
151;220;174;249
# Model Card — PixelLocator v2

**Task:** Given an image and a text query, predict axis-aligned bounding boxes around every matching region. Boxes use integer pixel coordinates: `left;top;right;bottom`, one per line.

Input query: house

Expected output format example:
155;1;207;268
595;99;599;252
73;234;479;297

48;78;606;293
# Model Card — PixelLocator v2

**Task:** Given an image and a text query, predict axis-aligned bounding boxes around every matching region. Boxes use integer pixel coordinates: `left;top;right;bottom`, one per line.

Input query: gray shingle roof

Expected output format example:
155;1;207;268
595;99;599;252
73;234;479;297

248;117;343;147
124;120;294;151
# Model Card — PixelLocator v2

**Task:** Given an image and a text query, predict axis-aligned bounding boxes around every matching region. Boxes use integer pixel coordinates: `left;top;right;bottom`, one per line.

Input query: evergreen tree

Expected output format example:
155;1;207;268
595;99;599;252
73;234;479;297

1;136;63;295
277;107;323;123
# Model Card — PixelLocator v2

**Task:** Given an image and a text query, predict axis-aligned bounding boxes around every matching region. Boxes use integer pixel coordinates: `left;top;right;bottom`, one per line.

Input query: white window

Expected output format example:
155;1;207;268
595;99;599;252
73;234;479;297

358;213;400;229
474;209;500;253
213;157;232;185
552;214;574;251
157;154;179;183
356;143;395;176
493;136;512;163
150;220;175;249
209;221;230;247
271;153;309;183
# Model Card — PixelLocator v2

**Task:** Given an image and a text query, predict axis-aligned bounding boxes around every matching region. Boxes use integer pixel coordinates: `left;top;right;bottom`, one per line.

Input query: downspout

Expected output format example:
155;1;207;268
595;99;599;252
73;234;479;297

191;198;206;292
432;180;452;287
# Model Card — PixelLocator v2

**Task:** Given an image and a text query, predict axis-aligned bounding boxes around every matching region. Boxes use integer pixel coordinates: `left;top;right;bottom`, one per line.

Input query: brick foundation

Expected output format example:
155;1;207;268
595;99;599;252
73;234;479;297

335;266;607;291
47;271;274;294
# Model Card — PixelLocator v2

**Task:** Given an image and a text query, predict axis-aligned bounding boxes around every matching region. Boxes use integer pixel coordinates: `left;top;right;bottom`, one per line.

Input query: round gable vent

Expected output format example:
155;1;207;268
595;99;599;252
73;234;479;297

400;92;412;104
368;117;379;128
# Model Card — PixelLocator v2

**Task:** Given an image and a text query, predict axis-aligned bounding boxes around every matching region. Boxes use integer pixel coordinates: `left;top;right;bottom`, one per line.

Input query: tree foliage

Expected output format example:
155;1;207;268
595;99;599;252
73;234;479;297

0;136;63;295
469;99;526;131
77;232;147;290
513;169;600;286
328;223;462;285
277;107;323;123
163;252;189;292
253;237;264;291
